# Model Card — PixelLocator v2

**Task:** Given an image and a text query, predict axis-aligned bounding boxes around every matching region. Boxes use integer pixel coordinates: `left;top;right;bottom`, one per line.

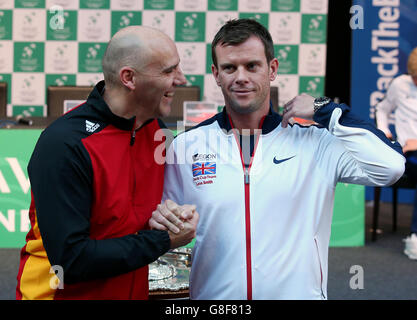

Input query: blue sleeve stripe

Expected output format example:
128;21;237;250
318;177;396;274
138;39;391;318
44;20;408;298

313;102;404;156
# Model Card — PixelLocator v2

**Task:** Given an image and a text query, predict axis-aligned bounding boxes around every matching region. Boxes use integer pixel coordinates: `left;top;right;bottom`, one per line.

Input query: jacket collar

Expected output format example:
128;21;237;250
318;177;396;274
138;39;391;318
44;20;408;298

86;80;137;131
217;102;282;135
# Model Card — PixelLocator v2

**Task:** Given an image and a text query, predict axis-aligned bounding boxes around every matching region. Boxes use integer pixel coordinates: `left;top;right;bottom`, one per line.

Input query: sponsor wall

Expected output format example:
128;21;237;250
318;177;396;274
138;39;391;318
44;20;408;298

0;0;329;116
351;0;417;202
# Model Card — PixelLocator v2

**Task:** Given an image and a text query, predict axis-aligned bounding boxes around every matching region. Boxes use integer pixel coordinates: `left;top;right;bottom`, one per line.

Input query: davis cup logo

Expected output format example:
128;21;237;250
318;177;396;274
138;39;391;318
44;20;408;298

303;15;326;43
270;13;299;44
20;11;39;40
276;45;298;74
145;0;173;10
300;77;324;98
209;0;237;10
79;43;104;73
240;0;266;11
48;11;76;41
179;44;204;74
304;46;325;75
52;44;70;72
181;0;204;11
143;11;174;39
81;0;109;9
16;43;43;72
115;0;137;9
111;11;141;35
176;12;205;42
0;43;11;72
182;14;198;41
0;11;12;40
303;0;328;13
52;75;70;86
118;12;134;28
274;0;299;11
19;76;37;104
84;12;103;40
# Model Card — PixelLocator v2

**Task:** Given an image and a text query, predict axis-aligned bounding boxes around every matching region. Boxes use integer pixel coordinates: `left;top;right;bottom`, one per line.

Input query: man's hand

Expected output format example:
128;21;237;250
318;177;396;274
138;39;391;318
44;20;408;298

403;139;417;154
149;199;195;233
281;93;315;128
168;210;199;249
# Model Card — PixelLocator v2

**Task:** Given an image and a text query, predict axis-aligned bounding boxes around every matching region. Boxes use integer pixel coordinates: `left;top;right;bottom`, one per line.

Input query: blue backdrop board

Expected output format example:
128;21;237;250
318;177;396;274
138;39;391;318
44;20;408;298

351;0;417;203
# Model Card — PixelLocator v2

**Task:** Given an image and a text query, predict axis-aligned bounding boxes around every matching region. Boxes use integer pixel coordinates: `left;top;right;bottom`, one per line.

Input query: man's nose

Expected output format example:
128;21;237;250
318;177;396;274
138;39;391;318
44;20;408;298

175;67;187;86
235;66;249;84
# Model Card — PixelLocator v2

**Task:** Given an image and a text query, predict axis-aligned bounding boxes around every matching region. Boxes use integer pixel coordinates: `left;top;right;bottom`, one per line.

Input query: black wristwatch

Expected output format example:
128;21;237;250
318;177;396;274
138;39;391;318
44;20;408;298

313;96;332;113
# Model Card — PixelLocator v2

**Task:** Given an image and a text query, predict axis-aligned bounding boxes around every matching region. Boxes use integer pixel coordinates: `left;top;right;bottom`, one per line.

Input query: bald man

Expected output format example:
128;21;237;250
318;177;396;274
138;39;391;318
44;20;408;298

16;26;198;300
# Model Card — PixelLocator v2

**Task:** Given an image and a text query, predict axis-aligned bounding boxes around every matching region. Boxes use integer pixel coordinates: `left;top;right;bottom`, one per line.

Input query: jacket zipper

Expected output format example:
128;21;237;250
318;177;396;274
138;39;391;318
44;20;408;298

227;114;265;300
130;129;136;146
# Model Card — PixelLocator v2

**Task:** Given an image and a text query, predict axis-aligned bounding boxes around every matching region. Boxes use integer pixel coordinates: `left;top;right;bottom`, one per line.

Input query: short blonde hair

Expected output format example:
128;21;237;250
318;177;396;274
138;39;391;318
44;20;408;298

408;47;417;76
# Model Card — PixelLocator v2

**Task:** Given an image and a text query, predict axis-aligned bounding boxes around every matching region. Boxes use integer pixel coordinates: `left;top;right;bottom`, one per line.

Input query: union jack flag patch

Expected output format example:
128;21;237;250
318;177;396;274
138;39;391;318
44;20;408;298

192;162;216;177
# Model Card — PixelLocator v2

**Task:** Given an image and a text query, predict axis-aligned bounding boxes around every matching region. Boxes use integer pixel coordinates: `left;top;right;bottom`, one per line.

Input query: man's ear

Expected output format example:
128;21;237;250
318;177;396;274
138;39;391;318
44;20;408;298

211;64;221;86
269;58;279;81
119;67;136;91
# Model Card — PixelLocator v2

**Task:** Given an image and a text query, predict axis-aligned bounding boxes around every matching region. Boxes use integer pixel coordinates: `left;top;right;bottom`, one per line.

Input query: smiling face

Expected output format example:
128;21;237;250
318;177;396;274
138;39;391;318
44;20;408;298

134;40;187;118
212;36;278;116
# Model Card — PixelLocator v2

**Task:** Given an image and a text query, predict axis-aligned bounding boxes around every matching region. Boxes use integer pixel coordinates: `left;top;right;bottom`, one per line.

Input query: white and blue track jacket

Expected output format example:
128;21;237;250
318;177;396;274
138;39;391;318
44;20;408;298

162;102;405;300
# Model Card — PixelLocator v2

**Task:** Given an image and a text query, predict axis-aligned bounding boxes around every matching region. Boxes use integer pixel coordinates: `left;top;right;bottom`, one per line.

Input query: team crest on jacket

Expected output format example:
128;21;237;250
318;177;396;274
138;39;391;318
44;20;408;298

192;154;217;186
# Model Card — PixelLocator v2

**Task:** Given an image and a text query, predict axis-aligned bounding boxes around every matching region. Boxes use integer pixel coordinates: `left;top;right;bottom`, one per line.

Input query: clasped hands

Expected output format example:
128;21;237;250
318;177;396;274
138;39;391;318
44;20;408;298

149;199;199;249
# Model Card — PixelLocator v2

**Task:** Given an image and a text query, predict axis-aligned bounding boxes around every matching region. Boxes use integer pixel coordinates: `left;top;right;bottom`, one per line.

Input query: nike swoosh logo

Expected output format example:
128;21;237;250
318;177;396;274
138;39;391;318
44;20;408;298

273;155;296;165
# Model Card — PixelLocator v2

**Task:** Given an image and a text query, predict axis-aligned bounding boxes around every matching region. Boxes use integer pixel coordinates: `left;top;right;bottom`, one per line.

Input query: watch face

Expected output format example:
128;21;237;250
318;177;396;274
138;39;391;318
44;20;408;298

314;96;331;112
315;97;331;106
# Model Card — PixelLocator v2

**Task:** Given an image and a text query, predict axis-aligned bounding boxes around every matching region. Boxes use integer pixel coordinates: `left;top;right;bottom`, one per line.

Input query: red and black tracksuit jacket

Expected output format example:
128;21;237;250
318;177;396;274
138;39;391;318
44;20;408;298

16;81;171;299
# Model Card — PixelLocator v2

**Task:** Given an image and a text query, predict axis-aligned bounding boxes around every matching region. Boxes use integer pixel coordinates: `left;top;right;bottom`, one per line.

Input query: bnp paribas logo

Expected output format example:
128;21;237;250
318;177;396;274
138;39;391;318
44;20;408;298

175;12;205;42
79;43;105;73
302;14;327;44
14;42;44;72
0;10;12;40
275;45;298;75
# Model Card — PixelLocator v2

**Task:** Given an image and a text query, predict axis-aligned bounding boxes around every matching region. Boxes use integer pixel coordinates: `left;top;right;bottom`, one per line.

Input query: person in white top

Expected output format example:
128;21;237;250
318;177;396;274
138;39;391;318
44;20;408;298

376;47;417;260
151;19;405;299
